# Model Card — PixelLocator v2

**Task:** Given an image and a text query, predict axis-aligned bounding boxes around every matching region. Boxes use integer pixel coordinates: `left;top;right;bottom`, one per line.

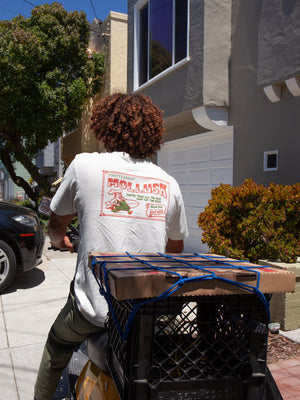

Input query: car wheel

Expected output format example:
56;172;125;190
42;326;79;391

0;240;17;292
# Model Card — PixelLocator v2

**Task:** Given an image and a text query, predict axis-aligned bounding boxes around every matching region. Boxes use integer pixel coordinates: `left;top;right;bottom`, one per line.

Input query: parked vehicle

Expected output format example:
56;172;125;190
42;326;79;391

0;201;45;292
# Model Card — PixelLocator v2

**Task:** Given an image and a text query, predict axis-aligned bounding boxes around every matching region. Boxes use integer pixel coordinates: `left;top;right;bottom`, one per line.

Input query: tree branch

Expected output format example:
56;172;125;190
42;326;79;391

13;139;51;195
0;146;38;202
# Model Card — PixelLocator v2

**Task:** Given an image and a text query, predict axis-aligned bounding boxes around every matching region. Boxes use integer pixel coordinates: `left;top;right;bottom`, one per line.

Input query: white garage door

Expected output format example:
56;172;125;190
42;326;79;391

158;128;233;252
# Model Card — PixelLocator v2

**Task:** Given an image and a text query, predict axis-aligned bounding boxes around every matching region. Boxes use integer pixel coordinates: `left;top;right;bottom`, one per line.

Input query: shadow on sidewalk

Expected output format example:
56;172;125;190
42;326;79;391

2;267;45;294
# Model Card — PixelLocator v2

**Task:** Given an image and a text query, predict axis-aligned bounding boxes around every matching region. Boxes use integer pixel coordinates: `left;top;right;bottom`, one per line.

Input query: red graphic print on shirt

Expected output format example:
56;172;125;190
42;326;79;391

99;171;170;221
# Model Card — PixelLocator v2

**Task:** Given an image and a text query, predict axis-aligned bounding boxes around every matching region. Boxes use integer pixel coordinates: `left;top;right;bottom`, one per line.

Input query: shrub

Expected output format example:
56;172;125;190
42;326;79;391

198;179;300;263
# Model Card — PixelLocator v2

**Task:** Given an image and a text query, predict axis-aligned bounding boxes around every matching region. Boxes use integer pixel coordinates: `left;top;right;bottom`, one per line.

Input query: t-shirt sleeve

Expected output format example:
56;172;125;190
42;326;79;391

50;160;78;216
167;183;189;241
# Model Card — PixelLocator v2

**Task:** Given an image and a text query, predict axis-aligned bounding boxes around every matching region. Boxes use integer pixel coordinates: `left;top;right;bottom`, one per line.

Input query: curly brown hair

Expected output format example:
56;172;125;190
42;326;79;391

90;92;165;158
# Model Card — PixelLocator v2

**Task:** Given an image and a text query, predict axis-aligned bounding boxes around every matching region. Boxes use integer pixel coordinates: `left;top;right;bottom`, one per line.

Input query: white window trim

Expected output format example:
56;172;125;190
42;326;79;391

134;58;190;92
264;150;279;171
133;4;141;90
134;0;190;91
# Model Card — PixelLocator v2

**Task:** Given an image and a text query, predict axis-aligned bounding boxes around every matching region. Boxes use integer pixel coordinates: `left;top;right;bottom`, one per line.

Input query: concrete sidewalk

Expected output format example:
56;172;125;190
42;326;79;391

0;238;76;400
1;238;300;400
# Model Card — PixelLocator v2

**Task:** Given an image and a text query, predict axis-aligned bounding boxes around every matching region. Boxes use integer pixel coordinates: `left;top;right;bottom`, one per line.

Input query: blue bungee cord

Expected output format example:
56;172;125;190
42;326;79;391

91;253;271;341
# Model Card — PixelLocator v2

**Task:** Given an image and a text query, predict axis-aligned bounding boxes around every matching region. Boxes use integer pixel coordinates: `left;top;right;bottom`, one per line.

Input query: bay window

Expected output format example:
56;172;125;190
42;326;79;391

135;0;189;87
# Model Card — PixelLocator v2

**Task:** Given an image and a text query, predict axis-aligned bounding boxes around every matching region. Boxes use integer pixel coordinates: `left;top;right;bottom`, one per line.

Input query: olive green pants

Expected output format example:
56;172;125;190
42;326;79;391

34;284;103;400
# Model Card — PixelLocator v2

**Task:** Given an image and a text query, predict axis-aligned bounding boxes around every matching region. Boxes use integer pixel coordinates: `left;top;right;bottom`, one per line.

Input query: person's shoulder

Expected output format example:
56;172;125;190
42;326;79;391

151;163;174;179
147;163;180;185
73;152;107;165
74;152;102;160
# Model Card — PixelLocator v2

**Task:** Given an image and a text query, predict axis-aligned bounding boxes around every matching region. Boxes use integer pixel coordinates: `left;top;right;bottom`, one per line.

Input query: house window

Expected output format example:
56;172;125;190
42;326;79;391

264;150;278;171
136;0;189;87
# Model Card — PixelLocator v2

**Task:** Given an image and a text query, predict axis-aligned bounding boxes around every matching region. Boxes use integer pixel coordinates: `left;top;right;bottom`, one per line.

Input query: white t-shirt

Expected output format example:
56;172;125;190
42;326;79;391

50;152;188;326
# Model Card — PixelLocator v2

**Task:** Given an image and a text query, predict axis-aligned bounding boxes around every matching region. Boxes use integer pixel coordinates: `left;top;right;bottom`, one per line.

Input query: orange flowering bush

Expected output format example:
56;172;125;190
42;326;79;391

198;179;300;263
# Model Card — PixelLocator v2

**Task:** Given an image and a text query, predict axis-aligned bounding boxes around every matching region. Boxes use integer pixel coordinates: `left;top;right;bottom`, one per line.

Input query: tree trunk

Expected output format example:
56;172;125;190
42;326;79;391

12;136;53;194
0;145;51;203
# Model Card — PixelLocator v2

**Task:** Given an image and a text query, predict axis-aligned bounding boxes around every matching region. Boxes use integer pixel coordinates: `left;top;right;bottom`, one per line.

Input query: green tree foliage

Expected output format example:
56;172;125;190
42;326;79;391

198;179;300;263
0;2;104;201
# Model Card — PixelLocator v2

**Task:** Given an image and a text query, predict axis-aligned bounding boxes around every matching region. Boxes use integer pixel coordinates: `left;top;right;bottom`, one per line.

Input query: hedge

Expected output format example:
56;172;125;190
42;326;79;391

198;179;300;263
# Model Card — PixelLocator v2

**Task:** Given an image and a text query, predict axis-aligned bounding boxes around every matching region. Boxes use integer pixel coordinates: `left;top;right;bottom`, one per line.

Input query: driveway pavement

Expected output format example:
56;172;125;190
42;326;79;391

1;237;299;400
0;237;76;400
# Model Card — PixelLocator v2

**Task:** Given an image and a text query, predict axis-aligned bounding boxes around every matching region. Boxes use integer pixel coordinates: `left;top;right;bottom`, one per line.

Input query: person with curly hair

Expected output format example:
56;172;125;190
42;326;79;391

90;92;164;158
34;93;188;400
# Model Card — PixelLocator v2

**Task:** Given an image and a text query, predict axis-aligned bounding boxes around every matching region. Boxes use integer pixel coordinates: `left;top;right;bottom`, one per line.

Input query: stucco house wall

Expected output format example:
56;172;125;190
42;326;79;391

230;0;300;186
128;0;300;186
128;0;231;120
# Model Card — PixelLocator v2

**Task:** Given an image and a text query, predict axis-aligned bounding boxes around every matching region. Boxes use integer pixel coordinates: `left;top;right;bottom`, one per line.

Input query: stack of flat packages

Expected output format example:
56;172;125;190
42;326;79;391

88;252;295;300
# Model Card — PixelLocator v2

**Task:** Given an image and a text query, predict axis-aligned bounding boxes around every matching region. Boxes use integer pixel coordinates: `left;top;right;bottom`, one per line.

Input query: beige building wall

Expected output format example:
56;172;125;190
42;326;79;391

110;12;128;95
62;12;128;166
98;12;128;96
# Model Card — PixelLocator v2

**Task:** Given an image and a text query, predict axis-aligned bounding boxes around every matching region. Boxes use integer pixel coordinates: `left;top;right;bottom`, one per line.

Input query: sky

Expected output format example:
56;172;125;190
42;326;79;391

0;0;127;23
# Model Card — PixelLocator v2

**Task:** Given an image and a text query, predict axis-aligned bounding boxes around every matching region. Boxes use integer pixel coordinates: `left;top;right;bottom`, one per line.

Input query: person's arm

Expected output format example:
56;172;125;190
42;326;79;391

48;211;76;253
166;238;184;253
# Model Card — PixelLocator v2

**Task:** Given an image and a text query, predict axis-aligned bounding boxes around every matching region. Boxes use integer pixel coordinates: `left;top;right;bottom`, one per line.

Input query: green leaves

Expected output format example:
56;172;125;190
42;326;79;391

0;3;105;200
0;2;104;147
198;179;300;263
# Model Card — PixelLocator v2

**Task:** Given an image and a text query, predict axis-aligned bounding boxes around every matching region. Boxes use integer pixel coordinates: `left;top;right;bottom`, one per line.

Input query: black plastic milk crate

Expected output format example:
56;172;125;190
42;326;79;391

106;293;269;400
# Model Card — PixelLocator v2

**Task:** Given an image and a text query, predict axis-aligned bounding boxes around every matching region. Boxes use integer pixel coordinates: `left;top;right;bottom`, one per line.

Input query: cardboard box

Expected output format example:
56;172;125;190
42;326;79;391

89;252;296;301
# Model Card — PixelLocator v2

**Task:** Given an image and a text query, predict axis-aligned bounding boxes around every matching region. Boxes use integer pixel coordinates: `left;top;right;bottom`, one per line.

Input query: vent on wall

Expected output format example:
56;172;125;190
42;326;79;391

264;150;278;171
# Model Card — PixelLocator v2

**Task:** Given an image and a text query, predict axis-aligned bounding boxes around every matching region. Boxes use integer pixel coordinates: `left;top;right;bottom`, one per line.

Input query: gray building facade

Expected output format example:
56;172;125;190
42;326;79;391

127;0;300;252
230;0;300;186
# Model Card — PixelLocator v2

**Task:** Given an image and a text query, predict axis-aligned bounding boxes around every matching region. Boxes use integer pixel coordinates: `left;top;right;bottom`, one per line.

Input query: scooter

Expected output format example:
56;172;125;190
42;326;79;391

38;196;283;400
54;282;284;400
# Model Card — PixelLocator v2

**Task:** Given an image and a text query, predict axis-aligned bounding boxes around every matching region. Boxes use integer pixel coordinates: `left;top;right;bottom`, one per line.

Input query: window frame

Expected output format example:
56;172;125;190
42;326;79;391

264;150;279;172
134;0;190;90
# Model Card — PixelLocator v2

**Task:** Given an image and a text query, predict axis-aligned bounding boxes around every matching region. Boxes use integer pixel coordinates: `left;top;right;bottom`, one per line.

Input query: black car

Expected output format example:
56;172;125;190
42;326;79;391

0;201;45;292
